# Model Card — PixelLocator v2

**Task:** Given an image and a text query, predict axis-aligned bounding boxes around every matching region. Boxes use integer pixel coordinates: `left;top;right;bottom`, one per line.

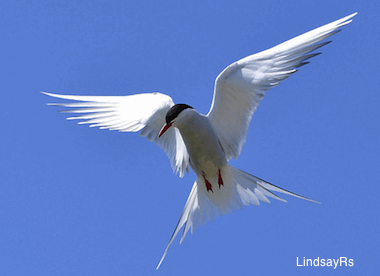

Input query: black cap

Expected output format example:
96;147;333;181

165;104;193;124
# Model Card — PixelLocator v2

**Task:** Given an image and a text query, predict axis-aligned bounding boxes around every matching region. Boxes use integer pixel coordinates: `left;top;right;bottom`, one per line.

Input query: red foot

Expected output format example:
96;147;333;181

218;169;224;188
202;172;213;192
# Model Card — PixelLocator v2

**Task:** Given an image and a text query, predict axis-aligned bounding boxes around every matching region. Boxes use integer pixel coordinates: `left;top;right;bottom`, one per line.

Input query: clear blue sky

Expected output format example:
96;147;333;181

1;1;378;275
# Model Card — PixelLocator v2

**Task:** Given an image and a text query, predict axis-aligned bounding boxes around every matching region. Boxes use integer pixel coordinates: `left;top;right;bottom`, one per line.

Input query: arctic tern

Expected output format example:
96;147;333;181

42;12;356;269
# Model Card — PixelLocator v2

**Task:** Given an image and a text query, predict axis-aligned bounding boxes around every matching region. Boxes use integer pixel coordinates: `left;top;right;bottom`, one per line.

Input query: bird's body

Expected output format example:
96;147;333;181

42;12;357;269
174;109;227;183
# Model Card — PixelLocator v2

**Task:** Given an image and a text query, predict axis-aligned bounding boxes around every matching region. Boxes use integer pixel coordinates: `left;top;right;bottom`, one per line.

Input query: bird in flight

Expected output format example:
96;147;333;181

42;12;356;269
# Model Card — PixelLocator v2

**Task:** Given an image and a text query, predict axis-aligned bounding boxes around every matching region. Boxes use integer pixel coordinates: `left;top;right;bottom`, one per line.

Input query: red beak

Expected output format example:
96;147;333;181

158;122;172;138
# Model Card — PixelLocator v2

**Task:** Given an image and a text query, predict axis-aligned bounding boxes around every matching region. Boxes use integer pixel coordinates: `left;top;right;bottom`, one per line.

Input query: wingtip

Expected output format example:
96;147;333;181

350;12;358;17
40;91;58;98
338;12;357;27
343;12;358;20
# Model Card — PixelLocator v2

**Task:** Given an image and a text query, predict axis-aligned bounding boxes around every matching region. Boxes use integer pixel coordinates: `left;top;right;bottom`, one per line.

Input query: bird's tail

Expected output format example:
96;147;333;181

156;165;318;269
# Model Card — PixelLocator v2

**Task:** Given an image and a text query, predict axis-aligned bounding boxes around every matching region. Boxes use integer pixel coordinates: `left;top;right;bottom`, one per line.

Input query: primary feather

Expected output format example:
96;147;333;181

42;91;190;177
208;12;356;160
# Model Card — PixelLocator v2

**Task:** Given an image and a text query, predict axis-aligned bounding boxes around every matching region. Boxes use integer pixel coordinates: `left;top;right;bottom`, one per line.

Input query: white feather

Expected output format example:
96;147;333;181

207;12;357;160
156;165;319;269
42;91;190;177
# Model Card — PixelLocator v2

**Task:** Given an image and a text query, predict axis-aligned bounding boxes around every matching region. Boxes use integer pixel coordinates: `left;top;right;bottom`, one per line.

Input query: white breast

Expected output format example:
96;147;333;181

173;109;227;178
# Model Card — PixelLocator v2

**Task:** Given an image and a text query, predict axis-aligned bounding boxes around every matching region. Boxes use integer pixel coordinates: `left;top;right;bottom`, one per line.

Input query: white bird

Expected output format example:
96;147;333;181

42;13;356;269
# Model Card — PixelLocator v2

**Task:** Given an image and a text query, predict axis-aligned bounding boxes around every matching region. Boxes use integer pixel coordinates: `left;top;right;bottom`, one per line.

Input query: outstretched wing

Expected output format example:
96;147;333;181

42;92;190;177
207;12;356;160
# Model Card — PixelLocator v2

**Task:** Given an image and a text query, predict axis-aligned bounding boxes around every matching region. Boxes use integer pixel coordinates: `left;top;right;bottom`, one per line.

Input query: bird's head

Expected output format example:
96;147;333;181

158;104;193;137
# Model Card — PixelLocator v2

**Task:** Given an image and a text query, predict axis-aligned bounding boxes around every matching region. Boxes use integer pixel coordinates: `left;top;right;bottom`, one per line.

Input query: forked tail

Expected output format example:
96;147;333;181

156;166;319;269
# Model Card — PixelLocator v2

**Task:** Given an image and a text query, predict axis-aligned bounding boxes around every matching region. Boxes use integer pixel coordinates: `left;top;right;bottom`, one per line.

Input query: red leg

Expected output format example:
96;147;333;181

218;169;224;188
202;172;213;192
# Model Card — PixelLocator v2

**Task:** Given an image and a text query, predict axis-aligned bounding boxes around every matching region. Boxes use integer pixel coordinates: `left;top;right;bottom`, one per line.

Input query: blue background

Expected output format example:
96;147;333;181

1;1;378;275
